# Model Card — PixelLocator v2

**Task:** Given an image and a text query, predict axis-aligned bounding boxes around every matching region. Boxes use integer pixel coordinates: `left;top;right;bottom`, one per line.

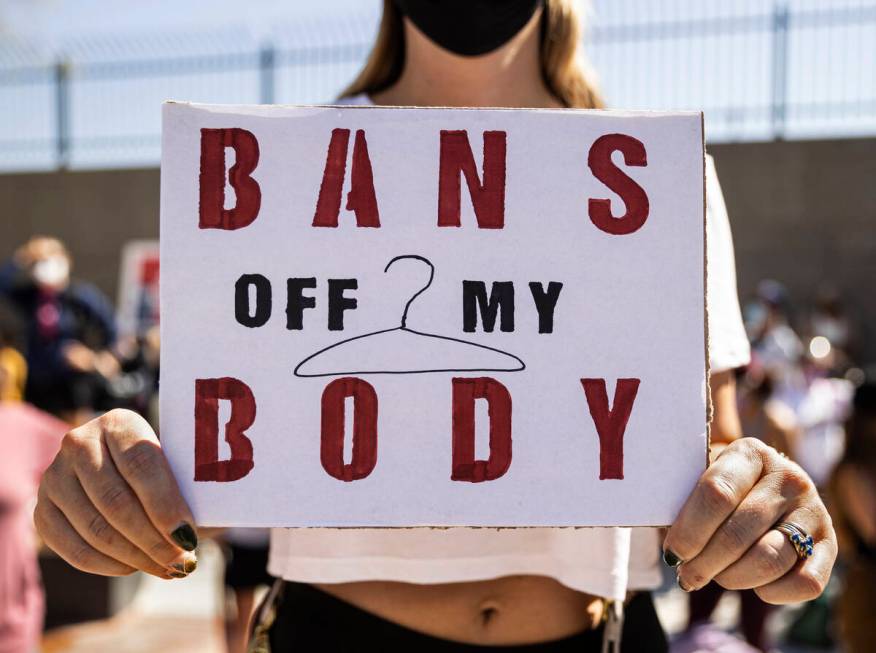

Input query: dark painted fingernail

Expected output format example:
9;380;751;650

676;574;693;592
663;549;682;568
169;571;187;579
170;556;197;574
171;523;198;551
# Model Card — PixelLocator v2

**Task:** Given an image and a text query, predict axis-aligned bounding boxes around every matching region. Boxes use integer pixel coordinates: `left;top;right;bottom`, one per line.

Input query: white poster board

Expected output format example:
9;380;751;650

160;102;707;527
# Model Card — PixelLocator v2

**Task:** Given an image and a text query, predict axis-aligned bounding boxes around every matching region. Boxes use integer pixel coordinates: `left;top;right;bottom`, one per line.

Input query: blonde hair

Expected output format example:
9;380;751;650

341;0;604;109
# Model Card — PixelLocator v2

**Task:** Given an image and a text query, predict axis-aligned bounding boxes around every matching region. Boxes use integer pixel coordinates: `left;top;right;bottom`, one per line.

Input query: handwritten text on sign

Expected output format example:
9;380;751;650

160;103;707;527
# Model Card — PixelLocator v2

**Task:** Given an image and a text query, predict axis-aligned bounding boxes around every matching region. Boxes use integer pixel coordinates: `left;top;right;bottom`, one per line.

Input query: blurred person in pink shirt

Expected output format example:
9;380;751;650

0;376;67;653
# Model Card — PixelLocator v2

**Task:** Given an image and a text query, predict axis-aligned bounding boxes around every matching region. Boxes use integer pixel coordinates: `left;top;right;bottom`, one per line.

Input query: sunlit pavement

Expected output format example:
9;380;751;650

40;543;837;653
653;565;839;653
41;541;227;653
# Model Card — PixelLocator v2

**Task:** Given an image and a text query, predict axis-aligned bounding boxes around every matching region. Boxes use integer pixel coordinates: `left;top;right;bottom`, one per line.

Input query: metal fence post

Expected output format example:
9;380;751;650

771;1;790;140
55;59;70;169
260;44;276;105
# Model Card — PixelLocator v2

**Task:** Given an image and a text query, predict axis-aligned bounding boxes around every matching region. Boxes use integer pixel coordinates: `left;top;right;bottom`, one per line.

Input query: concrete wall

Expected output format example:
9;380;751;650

1;137;874;359
709;138;876;360
0;167;159;306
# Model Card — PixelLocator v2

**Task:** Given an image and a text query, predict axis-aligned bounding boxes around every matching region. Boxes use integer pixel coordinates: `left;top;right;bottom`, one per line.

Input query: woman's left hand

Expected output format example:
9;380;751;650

663;437;837;604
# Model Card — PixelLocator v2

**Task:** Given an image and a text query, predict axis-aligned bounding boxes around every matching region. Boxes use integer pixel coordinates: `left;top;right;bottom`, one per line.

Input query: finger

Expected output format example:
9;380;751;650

675;476;792;591
100;410;199;552
754;530;837;604
61;424;196;570
710;473;823;591
34;495;140;577
40;470;182;579
664;439;769;565
714;528;798;590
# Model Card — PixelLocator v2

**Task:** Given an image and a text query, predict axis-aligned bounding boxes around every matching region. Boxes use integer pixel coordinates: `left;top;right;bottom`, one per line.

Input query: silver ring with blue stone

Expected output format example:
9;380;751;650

776;522;815;559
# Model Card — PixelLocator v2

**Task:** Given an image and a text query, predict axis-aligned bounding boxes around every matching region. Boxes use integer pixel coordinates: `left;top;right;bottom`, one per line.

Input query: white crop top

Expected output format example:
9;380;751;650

268;95;750;601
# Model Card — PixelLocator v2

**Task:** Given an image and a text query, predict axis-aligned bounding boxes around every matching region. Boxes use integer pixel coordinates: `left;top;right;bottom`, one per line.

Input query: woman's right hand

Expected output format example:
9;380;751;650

34;409;199;579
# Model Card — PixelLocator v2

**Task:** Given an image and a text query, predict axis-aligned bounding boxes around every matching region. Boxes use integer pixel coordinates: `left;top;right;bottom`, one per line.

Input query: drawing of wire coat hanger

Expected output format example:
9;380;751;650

294;255;526;377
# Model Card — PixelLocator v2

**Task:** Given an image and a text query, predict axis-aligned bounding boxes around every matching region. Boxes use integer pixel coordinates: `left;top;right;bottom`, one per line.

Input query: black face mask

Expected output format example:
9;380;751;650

393;0;542;57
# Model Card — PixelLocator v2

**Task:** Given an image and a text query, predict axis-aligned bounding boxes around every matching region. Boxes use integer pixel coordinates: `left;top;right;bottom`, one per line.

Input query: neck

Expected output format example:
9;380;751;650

373;9;560;109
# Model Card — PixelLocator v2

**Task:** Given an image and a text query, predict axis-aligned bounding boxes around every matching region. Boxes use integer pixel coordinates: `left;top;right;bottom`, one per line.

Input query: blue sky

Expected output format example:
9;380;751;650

4;0;869;47
0;0;374;45
0;0;369;34
0;0;873;170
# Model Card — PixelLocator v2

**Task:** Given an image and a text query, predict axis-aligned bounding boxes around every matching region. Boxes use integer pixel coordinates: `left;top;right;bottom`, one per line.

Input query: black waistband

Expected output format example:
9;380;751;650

267;581;606;652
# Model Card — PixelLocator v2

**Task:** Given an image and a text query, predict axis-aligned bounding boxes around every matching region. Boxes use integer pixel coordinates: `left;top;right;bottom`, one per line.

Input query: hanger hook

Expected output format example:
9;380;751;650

384;254;435;328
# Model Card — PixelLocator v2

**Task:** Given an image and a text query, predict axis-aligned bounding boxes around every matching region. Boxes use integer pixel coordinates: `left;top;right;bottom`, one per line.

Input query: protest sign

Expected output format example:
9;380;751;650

160;102;707;527
116;239;160;338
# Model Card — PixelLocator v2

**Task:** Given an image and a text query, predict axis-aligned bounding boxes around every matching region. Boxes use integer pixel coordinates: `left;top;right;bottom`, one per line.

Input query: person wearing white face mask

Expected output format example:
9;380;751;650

0;236;119;425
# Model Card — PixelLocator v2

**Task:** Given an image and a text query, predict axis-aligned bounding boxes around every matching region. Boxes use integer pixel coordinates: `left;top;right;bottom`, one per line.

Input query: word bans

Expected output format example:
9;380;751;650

193;376;641;484
198;127;649;235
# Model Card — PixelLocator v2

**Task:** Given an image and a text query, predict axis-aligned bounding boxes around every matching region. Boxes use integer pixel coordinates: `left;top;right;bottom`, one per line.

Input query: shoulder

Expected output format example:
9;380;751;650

704;154;730;234
704;153;751;371
0;345;25;369
333;94;373;106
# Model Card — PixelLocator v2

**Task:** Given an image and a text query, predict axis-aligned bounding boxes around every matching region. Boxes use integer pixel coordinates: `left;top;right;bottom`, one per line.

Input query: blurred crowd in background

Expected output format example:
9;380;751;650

0;237;160;426
0;234;874;652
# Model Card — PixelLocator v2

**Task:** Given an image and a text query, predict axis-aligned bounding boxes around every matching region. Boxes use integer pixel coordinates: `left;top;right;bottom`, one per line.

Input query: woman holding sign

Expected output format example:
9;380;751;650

34;1;836;651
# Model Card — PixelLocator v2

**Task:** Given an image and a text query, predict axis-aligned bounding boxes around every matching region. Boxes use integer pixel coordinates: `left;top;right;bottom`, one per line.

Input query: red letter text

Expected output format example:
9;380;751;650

194;377;256;481
451;377;512;482
587;133;649;235
321;377;379;481
438;130;506;228
312;129;380;228
581;378;640;480
199;128;261;230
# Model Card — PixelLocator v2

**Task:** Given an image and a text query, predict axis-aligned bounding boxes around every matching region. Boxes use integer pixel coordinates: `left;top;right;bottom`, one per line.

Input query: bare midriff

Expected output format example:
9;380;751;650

314;576;603;646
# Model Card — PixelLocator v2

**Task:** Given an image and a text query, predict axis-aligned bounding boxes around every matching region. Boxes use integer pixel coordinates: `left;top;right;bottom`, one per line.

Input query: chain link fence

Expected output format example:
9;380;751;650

1;0;874;171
